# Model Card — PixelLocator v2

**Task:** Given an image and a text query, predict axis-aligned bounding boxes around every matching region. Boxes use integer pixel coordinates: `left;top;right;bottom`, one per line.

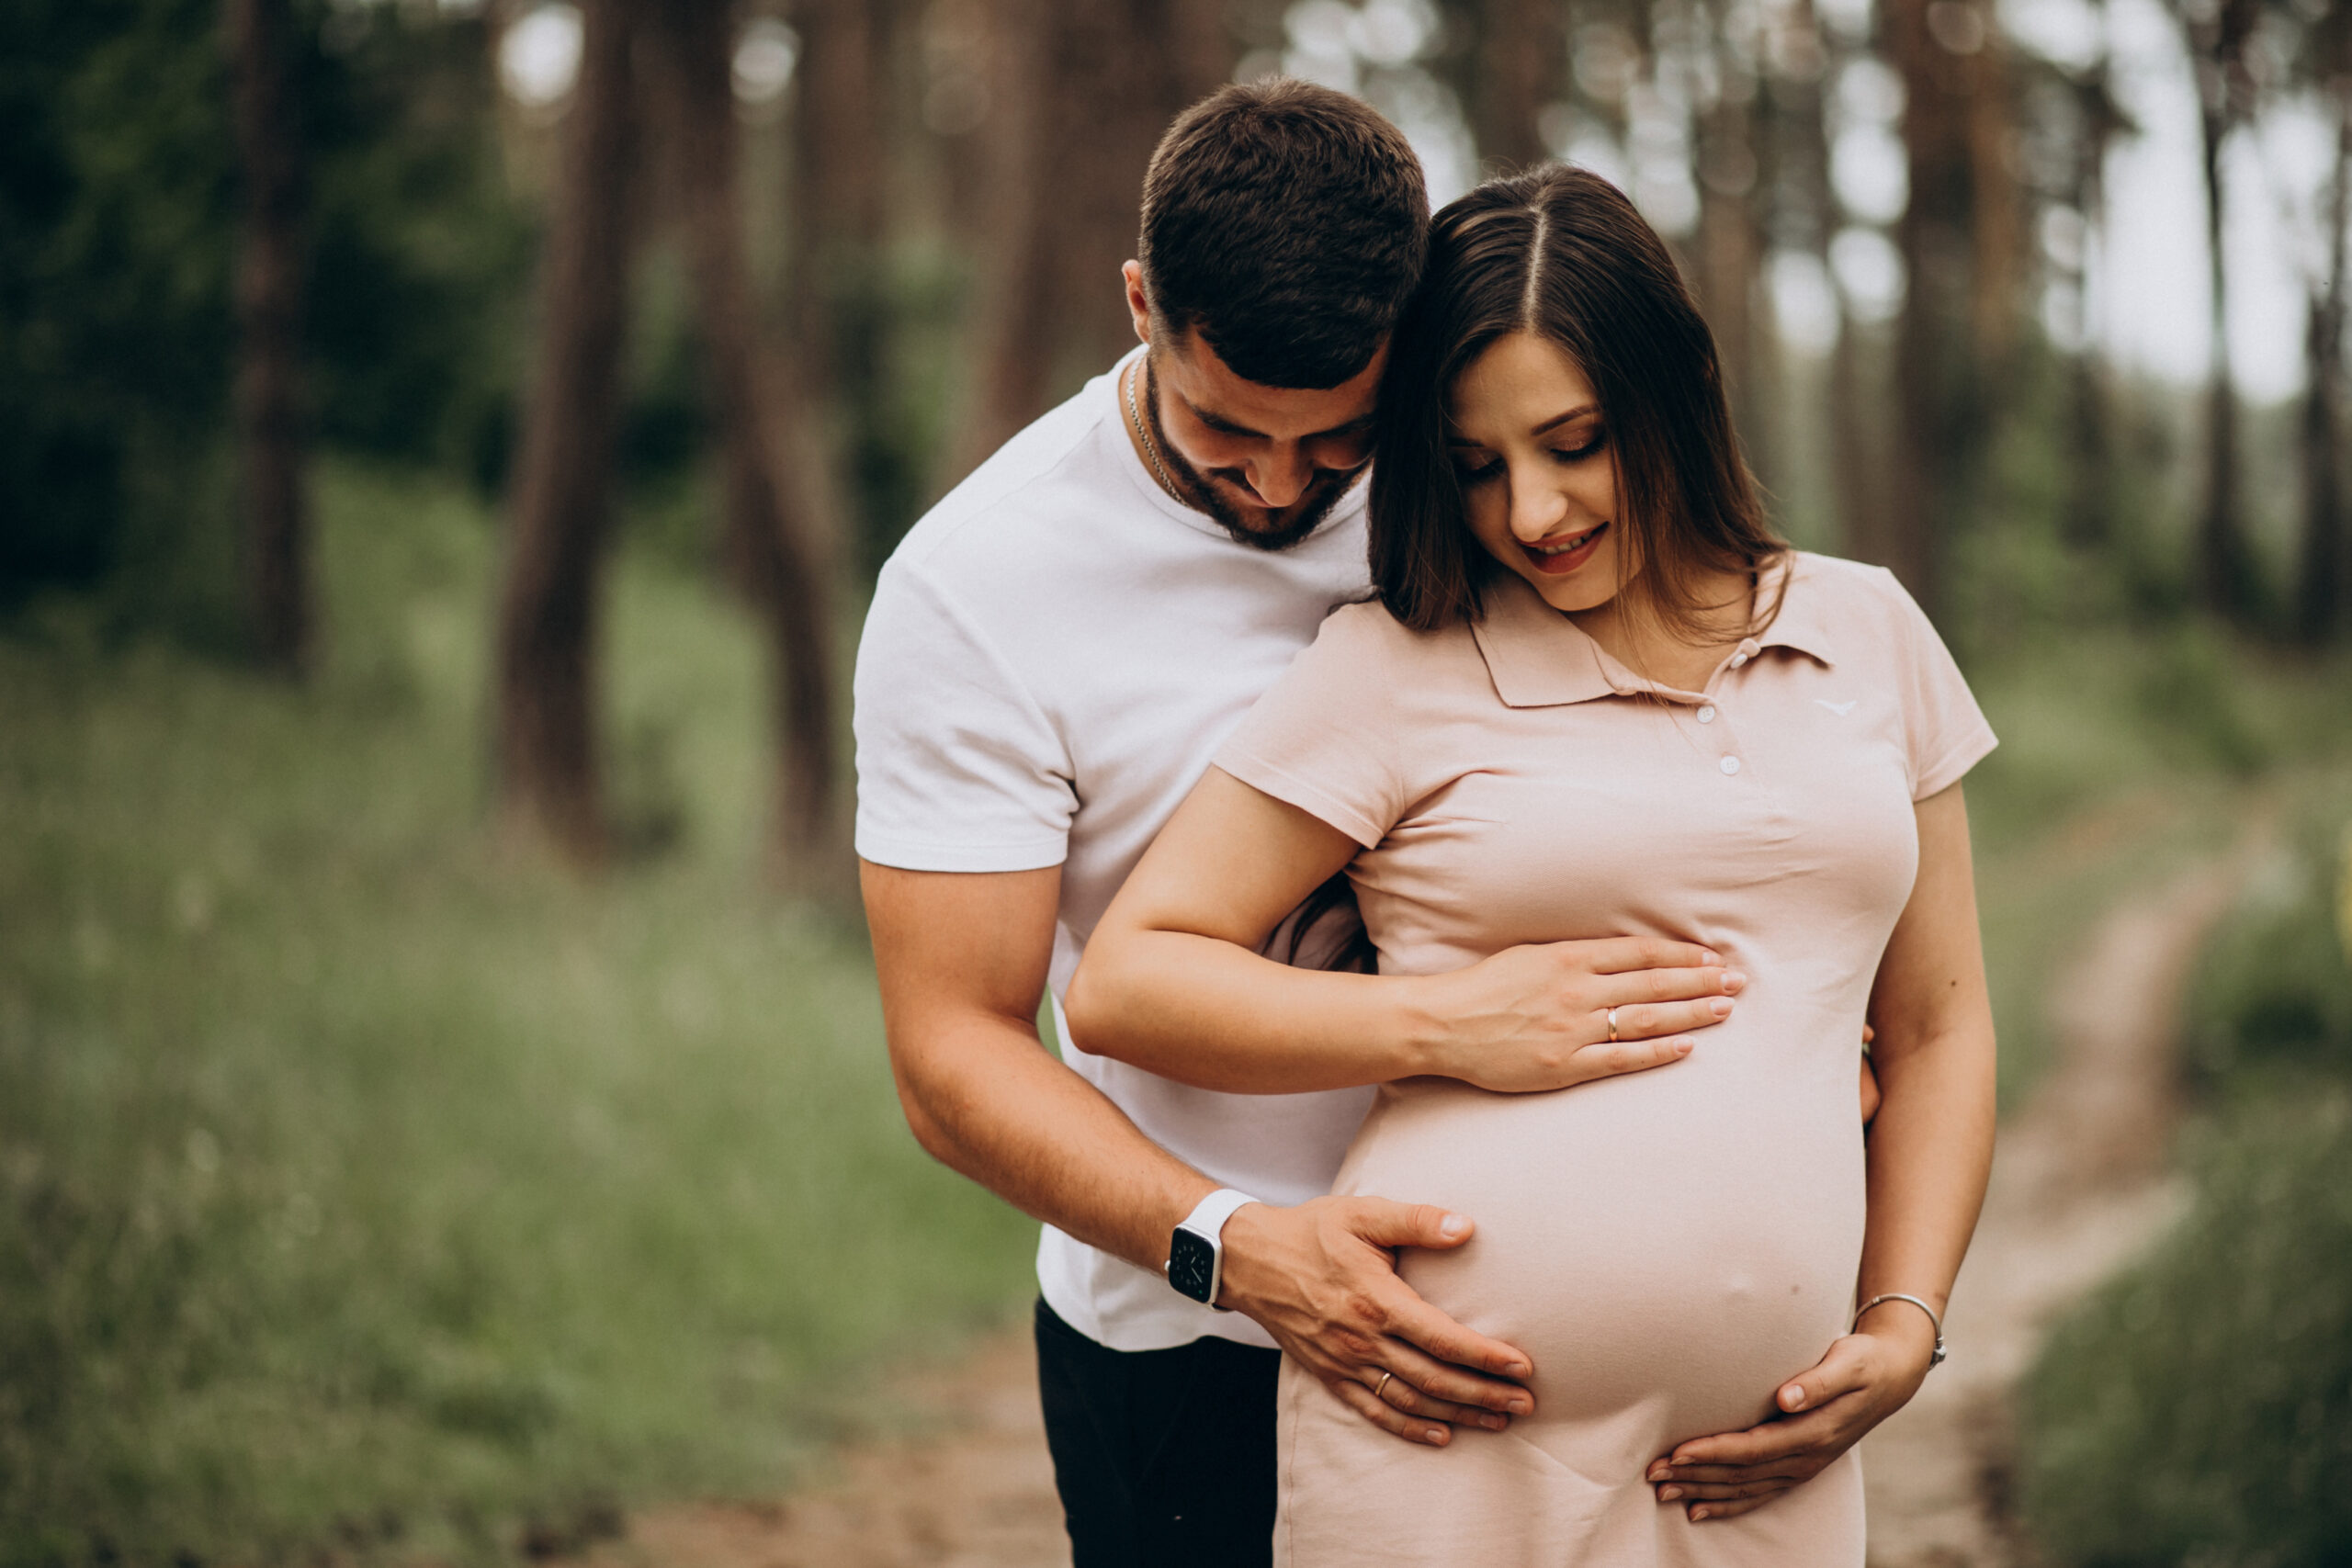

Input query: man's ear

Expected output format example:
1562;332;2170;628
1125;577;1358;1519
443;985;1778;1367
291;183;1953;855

1122;260;1151;346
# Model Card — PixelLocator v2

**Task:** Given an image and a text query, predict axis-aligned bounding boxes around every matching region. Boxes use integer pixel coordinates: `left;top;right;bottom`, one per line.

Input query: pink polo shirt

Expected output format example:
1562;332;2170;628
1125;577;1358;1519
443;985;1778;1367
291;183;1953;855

1216;551;1995;1567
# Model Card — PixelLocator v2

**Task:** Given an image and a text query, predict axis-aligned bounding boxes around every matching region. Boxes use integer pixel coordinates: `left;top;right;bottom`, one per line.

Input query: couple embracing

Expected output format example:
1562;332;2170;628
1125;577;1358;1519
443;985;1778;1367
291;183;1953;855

856;78;1996;1567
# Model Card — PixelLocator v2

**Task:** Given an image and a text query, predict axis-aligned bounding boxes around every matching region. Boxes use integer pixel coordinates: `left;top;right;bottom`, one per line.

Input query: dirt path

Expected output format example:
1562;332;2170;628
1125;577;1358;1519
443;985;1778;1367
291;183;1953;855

1857;848;2253;1566
571;851;2249;1568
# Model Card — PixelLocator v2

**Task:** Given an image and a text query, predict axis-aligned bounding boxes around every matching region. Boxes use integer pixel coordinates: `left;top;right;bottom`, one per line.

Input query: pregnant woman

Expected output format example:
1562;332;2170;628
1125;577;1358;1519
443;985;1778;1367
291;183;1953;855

1065;164;1997;1564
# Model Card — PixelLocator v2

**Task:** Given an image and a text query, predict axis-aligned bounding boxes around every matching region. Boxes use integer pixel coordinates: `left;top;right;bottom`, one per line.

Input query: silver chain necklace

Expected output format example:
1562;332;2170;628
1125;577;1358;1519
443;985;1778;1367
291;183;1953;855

1124;359;1187;505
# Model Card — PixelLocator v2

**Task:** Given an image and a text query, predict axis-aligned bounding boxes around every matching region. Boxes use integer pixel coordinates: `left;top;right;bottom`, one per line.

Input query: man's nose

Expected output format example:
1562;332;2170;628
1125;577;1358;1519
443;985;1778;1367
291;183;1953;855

1242;447;1313;510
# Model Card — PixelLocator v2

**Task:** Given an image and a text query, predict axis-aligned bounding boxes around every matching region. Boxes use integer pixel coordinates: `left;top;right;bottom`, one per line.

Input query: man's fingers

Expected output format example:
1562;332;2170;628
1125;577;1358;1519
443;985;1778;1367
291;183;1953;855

1362;1364;1513;1430
1344;1197;1476;1252
1374;1337;1534;1416
1378;1288;1536;1383
1327;1375;1452;1447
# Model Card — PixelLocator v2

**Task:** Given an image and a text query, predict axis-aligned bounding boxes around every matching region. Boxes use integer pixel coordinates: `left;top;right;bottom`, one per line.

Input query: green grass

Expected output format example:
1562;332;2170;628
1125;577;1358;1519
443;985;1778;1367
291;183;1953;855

0;466;1034;1566
7;462;2349;1565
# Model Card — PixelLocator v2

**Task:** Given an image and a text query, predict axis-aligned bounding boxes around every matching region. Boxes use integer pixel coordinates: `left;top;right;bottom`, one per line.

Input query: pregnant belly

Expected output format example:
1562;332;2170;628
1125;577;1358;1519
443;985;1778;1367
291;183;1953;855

1339;1055;1866;1446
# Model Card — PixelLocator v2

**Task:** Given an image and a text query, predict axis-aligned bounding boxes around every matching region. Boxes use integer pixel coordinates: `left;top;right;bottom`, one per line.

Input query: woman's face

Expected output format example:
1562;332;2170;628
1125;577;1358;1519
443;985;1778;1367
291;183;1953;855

1445;331;1626;615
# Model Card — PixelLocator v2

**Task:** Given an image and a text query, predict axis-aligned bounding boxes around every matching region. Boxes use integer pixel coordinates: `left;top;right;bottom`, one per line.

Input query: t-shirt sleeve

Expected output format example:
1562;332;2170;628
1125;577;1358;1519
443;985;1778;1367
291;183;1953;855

1882;572;1997;800
1213;606;1406;850
852;560;1076;872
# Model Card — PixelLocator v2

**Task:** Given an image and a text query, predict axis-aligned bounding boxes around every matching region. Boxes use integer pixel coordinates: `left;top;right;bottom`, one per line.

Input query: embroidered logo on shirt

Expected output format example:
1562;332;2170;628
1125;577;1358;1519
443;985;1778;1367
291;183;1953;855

1815;699;1858;716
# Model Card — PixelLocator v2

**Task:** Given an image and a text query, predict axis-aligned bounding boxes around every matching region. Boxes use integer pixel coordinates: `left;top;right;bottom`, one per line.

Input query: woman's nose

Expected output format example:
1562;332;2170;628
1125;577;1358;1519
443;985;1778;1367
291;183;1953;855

1510;477;1569;541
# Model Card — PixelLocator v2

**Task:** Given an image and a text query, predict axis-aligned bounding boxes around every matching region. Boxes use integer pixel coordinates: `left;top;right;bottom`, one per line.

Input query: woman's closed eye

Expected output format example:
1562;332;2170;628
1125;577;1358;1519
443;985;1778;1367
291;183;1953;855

1450;432;1607;482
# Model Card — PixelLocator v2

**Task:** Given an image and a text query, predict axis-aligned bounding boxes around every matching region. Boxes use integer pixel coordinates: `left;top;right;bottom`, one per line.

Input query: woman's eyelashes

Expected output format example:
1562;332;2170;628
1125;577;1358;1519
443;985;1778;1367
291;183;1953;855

1450;433;1606;481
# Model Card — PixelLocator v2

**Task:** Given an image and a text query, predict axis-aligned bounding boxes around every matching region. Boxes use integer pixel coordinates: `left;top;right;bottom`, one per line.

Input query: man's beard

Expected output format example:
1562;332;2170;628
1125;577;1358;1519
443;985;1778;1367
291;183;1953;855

1142;359;1365;553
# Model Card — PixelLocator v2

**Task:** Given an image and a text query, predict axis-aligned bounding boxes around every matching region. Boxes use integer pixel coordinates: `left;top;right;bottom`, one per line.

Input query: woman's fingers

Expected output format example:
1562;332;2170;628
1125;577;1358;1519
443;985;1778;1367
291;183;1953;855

1326;1373;1452;1447
1562;936;1721;976
1777;1334;1875;1413
1593;996;1735;1043
1593;964;1745;1010
1687;1490;1790;1523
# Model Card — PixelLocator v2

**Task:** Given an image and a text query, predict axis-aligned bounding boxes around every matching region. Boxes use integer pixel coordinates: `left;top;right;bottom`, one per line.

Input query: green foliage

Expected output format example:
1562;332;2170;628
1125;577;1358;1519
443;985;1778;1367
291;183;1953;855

0;466;1035;1565
2019;1086;2352;1568
2186;803;2352;1088
0;4;533;631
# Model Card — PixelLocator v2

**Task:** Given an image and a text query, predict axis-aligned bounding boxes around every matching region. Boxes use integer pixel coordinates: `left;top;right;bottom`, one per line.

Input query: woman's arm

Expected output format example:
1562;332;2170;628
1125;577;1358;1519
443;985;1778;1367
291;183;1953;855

1067;766;1738;1096
1646;782;1996;1521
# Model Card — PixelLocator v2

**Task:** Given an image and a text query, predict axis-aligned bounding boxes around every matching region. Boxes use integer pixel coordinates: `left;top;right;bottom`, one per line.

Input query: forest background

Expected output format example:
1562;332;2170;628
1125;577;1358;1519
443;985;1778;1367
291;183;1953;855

4;0;2350;1563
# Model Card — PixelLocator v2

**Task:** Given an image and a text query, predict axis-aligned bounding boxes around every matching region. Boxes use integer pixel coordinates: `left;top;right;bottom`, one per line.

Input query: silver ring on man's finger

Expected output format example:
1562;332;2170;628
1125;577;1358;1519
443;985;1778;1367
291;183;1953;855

1374;1371;1395;1403
1606;1007;1621;1043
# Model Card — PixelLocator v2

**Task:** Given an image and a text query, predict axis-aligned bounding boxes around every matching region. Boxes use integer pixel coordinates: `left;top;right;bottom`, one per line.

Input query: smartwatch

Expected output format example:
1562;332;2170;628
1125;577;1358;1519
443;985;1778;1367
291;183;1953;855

1165;1188;1261;1309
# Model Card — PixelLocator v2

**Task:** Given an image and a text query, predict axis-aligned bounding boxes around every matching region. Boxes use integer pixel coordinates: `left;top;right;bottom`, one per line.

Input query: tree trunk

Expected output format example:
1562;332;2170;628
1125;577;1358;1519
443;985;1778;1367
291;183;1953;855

1696;5;1765;482
947;0;1229;483
1471;0;1567;172
2186;0;2262;620
2062;60;2126;552
791;0;898;575
225;0;312;676
2298;76;2350;643
1884;0;1996;618
494;0;639;867
650;0;841;881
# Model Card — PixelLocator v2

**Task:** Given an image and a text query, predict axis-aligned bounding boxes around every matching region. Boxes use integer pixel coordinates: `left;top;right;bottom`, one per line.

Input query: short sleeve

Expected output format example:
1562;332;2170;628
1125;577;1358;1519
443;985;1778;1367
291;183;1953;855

1883;576;1997;800
852;560;1076;871
1213;604;1406;849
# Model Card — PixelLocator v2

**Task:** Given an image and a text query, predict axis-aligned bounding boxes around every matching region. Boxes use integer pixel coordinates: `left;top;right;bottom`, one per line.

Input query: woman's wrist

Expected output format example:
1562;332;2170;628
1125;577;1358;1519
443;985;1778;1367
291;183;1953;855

1852;1293;1945;1373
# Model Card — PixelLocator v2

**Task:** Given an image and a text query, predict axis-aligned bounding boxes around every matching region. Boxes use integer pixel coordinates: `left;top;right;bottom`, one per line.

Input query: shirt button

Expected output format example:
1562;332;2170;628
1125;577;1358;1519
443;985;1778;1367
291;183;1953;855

1720;756;1742;776
1729;653;1748;669
1697;705;1716;724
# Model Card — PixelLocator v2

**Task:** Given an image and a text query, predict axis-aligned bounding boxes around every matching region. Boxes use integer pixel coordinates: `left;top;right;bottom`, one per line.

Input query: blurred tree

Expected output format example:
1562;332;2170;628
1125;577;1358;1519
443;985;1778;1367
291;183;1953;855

495;0;640;867
1695;0;1769;479
650;0;841;879
948;0;1231;482
2177;0;2264;622
1884;0;2012;616
225;0;313;676
2059;39;2133;552
2296;3;2351;643
1469;0;1570;171
790;0;899;572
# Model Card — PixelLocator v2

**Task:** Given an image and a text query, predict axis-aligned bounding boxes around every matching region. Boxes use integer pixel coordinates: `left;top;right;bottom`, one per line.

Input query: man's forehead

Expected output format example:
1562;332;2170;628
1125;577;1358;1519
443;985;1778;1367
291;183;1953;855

1159;330;1386;435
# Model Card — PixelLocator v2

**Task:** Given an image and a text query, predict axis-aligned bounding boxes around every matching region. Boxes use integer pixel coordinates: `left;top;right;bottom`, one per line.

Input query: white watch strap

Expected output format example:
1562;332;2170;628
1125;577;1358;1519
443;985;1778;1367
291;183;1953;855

1179;1187;1261;1242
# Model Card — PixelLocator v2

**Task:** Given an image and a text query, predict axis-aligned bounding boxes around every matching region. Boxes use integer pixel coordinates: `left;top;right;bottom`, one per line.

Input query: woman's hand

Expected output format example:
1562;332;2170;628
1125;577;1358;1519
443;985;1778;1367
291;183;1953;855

1408;936;1742;1093
1644;1305;1939;1522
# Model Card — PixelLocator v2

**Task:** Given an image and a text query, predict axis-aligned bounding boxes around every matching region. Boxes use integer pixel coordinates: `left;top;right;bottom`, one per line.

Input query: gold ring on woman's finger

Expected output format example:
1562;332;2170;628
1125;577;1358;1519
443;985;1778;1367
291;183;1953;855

1374;1371;1395;1403
1606;1007;1620;1043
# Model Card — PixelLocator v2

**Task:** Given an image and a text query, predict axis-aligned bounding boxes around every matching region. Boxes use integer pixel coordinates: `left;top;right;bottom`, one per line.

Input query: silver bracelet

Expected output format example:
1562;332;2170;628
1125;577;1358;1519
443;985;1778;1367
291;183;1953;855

1854;1292;1947;1368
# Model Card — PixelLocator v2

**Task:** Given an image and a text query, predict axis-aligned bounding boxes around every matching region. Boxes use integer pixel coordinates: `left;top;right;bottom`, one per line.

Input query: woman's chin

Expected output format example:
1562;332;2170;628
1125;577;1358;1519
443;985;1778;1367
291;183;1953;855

1510;558;1618;615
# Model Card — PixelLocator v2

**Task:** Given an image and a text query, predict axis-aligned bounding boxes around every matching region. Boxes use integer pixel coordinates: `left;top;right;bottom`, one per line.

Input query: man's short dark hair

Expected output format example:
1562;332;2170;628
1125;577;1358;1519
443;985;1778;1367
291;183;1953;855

1138;79;1429;390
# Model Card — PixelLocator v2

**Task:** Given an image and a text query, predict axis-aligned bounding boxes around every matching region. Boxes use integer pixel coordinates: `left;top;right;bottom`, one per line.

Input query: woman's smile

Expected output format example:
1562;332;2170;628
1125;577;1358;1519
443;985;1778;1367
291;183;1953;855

1522;519;1611;575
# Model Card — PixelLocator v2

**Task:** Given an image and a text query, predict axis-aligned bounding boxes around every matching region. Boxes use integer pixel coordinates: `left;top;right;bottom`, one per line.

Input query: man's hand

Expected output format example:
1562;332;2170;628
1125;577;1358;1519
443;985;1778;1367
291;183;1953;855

1218;1198;1533;1448
1410;937;1741;1094
1645;1304;1938;1522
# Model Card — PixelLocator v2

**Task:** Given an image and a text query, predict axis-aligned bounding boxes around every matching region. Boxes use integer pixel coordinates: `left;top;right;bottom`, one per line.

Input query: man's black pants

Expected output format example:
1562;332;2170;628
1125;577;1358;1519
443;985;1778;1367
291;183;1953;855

1034;1297;1280;1567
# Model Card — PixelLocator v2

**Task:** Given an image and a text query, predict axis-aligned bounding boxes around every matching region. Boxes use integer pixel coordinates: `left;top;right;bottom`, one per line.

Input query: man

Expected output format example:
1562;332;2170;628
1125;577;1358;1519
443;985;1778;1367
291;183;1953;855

855;82;1739;1562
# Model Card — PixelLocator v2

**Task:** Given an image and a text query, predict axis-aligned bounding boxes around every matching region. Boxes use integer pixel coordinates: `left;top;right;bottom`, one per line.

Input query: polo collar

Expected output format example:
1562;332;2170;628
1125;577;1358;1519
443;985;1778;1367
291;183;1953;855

1470;553;1838;709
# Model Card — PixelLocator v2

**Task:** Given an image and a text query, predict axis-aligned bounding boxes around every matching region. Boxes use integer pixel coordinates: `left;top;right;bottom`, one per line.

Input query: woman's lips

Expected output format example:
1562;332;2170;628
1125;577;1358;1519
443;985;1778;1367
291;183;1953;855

1521;520;1609;576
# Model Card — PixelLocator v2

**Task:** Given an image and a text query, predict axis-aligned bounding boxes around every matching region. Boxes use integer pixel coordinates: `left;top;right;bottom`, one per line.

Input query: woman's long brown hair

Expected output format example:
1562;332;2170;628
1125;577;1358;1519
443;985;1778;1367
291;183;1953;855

1368;164;1786;638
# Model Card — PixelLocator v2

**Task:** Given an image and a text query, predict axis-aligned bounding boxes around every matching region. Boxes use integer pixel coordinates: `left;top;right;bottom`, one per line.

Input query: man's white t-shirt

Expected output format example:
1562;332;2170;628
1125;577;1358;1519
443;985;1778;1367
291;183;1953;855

853;350;1377;1352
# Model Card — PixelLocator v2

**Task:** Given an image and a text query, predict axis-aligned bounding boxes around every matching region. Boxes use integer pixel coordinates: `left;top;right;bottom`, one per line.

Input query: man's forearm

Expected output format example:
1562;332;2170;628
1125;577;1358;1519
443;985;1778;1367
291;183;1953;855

896;1009;1221;1273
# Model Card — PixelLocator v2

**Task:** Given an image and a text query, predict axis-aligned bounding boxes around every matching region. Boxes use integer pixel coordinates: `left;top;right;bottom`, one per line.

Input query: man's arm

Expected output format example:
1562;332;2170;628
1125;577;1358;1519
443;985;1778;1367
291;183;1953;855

863;859;1541;1446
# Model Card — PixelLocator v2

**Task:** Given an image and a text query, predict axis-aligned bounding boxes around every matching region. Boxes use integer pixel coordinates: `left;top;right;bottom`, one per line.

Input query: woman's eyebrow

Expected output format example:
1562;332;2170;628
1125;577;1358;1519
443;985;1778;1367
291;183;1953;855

1532;403;1600;436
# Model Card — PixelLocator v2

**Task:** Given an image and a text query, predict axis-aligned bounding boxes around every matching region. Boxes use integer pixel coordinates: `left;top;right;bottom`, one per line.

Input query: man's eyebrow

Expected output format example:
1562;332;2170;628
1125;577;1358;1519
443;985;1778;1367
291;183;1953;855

1184;397;1376;443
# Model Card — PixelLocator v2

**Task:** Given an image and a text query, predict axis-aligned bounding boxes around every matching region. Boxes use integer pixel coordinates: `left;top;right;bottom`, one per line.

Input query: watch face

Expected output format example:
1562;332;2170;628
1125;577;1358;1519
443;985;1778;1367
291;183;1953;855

1167;1228;1217;1303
